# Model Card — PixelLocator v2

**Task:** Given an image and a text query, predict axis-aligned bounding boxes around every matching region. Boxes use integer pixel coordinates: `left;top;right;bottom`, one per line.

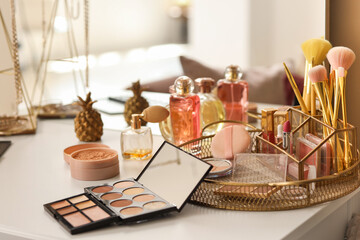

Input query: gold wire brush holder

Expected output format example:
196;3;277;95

179;107;359;211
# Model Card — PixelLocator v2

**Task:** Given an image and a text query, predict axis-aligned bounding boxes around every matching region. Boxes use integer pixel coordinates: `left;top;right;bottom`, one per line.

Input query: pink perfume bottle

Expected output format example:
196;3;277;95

170;76;201;145
217;65;249;122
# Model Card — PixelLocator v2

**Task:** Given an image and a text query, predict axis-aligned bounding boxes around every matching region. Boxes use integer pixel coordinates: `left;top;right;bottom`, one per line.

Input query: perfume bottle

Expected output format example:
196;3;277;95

195;78;225;136
121;114;153;161
217;65;249;122
159;85;174;142
170;76;201;145
121;106;169;160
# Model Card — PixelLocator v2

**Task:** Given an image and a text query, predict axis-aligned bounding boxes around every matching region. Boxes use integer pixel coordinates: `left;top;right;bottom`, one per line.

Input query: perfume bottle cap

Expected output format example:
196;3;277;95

174;76;194;95
195;78;215;93
225;65;243;81
131;114;142;130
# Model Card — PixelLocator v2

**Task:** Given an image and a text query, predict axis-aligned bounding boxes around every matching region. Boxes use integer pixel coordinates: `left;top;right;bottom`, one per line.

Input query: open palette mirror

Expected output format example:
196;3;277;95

44;141;212;234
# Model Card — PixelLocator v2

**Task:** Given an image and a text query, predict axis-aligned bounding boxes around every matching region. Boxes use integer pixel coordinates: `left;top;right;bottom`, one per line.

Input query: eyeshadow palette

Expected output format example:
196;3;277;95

44;193;117;234
44;141;212;234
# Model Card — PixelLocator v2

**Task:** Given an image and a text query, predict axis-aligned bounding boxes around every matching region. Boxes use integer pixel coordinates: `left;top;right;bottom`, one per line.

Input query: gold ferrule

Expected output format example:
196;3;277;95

131;114;143;129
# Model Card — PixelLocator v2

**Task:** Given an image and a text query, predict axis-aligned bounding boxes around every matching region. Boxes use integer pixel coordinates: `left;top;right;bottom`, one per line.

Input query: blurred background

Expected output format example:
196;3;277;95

2;0;326;106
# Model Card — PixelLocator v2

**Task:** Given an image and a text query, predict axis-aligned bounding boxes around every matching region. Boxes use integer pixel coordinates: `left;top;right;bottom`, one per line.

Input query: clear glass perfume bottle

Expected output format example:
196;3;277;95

121;114;153;161
217;65;249;122
170;76;201;145
195;78;225;136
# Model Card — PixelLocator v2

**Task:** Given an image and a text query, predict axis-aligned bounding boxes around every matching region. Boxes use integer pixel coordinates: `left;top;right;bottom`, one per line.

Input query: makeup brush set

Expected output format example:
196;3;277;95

284;38;356;173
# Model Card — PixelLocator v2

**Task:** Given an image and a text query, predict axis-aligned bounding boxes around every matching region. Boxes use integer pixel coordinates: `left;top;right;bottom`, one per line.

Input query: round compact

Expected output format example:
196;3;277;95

63;143;110;164
69;148;119;181
204;158;232;178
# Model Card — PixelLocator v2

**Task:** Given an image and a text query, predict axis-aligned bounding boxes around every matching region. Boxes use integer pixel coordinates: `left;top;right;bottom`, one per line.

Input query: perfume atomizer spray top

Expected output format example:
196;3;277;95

131;106;170;129
195;78;215;93
225;65;243;82
174;76;195;95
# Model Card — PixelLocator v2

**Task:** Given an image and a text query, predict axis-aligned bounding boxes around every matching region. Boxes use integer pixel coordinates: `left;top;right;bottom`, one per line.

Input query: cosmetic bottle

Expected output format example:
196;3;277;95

195;78;225;136
170;76;201;145
121;114;153;161
261;108;276;153
121;106;169;160
217;65;248;122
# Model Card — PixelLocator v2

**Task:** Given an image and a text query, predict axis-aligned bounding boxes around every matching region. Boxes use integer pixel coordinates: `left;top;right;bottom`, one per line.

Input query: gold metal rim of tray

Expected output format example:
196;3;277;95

178;108;360;211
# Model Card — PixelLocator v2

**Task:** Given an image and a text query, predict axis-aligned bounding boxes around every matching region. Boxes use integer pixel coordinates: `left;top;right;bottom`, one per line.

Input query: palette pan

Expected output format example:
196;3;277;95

44;141;212;234
45;193;117;234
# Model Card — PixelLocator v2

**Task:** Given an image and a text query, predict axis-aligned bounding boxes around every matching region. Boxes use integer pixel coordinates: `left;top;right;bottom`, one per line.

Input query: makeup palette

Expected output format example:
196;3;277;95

204;158;232;178
44;141;212;234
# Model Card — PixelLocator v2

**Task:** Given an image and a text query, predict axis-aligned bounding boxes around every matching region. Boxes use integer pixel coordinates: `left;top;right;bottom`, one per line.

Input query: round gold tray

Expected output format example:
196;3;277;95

178;109;360;211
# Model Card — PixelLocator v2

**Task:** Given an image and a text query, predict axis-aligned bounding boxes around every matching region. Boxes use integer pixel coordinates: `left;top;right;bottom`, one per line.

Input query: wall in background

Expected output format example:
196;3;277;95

189;0;325;72
329;0;360;148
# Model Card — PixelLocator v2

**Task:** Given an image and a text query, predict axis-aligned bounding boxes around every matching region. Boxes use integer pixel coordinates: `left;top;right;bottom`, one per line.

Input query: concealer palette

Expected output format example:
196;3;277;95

44;141;212;234
84;179;176;222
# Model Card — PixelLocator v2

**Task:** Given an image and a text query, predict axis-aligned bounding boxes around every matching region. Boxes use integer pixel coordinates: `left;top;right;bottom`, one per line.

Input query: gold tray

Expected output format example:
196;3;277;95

179;108;360;211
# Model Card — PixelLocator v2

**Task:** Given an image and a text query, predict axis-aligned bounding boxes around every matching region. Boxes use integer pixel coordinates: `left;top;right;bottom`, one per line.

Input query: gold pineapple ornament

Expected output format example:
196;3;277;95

74;92;103;142
124;80;149;126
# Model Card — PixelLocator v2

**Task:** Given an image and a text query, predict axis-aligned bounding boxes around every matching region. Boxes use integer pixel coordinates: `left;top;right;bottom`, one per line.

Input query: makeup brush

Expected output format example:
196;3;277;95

339;66;353;168
308;66;332;125
327;46;356;170
326;46;356;128
301;38;332;114
283;63;308;113
308;65;344;172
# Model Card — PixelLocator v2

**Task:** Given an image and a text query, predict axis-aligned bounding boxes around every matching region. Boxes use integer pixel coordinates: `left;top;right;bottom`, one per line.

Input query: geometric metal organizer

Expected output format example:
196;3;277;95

179;107;360;211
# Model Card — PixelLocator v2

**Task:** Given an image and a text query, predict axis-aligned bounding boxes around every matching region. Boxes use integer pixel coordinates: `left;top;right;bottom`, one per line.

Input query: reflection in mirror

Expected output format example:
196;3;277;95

137;142;211;209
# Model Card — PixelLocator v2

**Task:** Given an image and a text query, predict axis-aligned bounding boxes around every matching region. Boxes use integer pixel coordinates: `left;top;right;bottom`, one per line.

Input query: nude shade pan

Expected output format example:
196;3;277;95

44;194;116;234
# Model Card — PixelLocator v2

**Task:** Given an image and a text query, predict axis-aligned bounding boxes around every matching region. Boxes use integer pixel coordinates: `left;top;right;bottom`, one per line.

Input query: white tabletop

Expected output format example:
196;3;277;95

0;115;359;240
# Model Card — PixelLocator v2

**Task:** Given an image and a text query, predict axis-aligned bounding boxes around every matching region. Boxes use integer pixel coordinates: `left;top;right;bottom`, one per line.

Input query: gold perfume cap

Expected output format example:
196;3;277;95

174;76;194;95
195;78;215;93
225;65;243;81
131;114;142;130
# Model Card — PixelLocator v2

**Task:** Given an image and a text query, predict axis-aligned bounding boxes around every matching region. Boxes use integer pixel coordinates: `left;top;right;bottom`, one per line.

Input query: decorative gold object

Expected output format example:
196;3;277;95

32;0;89;118
179;107;359;211
0;0;36;136
124;80;149;126
74;92;103;142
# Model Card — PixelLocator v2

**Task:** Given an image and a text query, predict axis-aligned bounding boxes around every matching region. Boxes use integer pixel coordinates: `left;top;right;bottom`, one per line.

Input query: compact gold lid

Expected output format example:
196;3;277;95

195;78;215;93
174;76;194;95
225;65;243;81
